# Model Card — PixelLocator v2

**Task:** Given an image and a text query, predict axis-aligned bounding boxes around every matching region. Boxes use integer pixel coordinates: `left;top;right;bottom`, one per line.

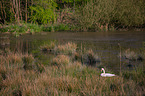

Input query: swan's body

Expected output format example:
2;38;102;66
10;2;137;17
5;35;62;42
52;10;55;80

101;68;116;77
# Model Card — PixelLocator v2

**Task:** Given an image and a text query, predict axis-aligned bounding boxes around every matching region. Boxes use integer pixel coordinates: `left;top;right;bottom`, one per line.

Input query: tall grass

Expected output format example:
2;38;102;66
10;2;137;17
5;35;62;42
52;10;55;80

51;55;71;67
0;43;144;96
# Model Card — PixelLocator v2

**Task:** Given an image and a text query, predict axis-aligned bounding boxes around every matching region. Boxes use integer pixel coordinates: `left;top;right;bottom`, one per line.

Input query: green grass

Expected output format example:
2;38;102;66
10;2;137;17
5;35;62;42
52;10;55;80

0;23;43;37
42;24;71;32
0;23;73;37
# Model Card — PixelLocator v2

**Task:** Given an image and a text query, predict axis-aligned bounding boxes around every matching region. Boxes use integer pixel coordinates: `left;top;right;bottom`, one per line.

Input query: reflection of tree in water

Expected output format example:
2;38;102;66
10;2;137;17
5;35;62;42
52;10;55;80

0;36;10;52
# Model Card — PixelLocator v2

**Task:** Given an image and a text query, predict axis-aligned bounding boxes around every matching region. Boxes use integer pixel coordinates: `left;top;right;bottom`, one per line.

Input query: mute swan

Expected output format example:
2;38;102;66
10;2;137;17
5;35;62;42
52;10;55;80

101;68;116;77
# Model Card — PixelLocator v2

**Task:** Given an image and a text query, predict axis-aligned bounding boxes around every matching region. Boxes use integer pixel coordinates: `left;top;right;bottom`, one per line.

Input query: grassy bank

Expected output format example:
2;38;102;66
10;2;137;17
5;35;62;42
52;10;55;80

0;22;144;38
0;23;72;37
0;23;43;37
0;42;144;95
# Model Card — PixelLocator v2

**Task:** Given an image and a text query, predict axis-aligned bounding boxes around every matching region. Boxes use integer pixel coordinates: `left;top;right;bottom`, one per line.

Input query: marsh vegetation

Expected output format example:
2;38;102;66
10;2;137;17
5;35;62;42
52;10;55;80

0;39;144;95
0;0;145;94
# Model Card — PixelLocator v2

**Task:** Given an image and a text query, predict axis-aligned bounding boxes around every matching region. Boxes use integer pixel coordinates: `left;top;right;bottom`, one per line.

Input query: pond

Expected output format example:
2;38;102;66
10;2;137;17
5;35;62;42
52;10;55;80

0;31;145;74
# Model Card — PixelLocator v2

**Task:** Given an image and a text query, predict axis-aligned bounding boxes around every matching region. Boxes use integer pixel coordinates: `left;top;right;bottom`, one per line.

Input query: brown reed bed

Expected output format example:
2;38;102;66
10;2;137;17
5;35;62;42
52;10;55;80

0;43;144;96
40;42;77;55
51;55;71;67
54;42;77;55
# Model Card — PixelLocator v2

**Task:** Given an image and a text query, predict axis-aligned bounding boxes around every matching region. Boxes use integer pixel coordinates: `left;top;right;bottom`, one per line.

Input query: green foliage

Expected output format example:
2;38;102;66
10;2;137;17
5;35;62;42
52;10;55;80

61;0;86;3
62;0;74;3
0;28;8;33
73;0;117;31
0;23;43;36
73;0;145;31
42;24;70;32
29;0;57;24
54;24;70;31
1;0;144;32
118;0;145;26
26;23;43;32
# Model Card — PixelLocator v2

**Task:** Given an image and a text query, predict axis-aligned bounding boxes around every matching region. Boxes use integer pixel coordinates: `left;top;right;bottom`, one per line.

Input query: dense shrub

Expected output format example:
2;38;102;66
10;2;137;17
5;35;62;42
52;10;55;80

73;0;145;31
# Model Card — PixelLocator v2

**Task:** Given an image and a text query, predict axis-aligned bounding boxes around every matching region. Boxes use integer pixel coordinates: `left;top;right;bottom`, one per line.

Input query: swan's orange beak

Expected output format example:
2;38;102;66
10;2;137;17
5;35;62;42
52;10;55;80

101;69;102;72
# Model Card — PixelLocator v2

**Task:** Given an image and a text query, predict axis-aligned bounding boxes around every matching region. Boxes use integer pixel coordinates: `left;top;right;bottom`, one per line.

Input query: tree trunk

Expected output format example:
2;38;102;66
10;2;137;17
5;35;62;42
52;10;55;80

13;0;17;22
25;0;27;22
100;25;104;31
19;0;22;21
1;0;6;23
0;1;4;24
105;23;108;31
10;0;15;22
16;0;20;23
0;1;4;19
31;0;33;23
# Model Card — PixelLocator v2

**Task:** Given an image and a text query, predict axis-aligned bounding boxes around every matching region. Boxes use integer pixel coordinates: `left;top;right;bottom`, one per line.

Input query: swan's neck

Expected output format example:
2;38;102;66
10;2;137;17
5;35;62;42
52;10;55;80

102;69;105;74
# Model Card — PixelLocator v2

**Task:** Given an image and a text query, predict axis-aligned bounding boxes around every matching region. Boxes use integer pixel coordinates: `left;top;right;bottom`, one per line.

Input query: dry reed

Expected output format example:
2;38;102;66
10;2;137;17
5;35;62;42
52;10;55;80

0;48;144;96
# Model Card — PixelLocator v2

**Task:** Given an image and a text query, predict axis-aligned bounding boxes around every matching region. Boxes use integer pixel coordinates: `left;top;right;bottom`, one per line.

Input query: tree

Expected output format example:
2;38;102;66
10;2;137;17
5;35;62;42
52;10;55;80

74;0;145;31
29;0;57;24
115;0;145;27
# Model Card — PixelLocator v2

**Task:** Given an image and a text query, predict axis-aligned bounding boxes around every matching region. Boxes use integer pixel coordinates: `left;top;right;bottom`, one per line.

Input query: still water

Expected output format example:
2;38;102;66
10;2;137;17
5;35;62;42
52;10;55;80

0;31;145;74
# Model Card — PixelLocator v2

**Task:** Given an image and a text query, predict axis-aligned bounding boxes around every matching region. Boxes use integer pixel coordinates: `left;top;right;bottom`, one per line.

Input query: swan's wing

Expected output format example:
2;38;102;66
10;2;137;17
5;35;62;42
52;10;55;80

101;73;116;77
101;73;107;77
105;73;115;77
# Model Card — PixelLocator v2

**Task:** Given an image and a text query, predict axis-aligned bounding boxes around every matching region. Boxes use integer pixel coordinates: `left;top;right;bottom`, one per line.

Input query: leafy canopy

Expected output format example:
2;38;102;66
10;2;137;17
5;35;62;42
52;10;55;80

30;0;57;24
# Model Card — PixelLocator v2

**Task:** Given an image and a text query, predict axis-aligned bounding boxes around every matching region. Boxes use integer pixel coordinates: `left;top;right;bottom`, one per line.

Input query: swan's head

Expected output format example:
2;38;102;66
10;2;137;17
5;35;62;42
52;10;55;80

101;68;105;72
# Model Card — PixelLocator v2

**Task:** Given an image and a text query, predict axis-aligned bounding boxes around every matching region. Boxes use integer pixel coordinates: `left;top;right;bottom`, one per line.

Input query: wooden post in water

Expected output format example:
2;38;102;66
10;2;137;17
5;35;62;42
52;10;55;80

81;42;83;64
118;43;122;75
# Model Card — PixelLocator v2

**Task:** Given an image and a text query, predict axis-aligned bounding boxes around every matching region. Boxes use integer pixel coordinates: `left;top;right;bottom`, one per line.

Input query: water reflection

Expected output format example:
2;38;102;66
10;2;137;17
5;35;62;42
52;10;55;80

0;35;10;51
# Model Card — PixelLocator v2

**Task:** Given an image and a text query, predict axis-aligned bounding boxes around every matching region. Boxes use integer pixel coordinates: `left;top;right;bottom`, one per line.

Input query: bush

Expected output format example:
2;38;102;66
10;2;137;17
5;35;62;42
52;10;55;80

42;25;54;32
73;0;145;31
54;24;70;31
42;24;71;32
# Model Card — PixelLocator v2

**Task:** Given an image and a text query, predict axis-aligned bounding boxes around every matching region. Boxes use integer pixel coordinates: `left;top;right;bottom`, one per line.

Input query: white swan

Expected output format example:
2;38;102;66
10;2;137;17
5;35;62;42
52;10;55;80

101;68;116;77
